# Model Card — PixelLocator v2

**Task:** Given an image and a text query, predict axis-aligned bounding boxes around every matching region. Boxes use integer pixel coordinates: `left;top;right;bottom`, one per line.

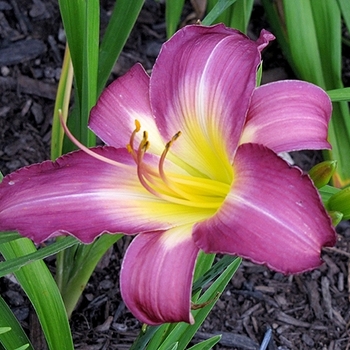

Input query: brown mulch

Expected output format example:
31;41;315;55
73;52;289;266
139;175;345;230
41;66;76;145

1;1;350;349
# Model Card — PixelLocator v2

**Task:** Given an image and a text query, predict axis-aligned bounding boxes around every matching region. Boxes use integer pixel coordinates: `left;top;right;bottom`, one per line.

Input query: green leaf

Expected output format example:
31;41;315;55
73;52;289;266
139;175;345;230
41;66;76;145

327;186;350;219
327;87;350;102
336;0;350;34
81;0;99;147
130;324;162;350
0;328;11;335
0;236;79;278
193;251;215;284
50;46;74;160
0;296;33;350
0;238;74;350
192;255;237;295
165;0;185;38
205;0;254;32
202;0;238;26
229;0;254;33
187;335;221;350
58;0;85;102
97;0;145;94
14;345;30;350
319;185;341;204
0;232;22;245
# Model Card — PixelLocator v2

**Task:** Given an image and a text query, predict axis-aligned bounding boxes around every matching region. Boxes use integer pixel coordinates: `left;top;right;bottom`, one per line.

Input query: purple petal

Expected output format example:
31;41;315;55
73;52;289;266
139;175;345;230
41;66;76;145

193;143;336;274
0;148;209;243
150;25;274;179
240;80;332;152
120;226;199;325
89;64;165;154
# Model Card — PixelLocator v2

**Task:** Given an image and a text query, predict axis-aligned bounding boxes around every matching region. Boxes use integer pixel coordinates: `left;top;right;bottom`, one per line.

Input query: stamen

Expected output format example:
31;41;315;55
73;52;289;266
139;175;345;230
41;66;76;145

59;111;124;168
127;119;142;162
126;119;226;209
158;131;201;201
159;131;181;184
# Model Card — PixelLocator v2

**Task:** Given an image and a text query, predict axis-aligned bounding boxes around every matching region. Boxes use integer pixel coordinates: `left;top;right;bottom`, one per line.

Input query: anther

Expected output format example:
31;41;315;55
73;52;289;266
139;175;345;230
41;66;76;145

135;119;141;132
127;119;142;160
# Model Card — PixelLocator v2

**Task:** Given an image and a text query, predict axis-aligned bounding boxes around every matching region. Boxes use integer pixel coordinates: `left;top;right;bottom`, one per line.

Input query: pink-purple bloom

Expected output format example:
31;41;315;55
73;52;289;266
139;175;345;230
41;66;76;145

0;24;336;325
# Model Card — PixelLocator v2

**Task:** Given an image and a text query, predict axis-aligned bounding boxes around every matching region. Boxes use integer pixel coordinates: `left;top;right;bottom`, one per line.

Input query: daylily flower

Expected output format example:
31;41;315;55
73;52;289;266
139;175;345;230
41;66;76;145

0;24;335;325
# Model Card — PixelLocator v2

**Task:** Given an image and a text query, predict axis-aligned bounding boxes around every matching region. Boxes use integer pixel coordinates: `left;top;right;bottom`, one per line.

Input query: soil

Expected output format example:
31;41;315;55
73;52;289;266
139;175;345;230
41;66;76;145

1;1;350;349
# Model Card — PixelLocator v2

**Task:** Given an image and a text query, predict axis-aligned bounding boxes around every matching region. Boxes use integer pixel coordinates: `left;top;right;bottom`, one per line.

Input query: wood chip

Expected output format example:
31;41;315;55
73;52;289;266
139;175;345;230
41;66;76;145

321;276;333;319
95;316;113;332
0;75;57;99
276;311;311;328
338;272;344;292
0;39;46;65
305;280;324;320
323;254;340;275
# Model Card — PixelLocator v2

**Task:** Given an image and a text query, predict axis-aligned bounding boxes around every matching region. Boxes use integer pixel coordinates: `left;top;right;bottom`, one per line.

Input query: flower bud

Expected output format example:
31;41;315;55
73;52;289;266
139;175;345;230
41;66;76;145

308;161;337;188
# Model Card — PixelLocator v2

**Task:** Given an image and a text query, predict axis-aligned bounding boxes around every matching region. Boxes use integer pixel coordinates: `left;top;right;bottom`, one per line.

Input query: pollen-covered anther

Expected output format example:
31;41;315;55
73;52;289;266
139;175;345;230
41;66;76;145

127;119;142;161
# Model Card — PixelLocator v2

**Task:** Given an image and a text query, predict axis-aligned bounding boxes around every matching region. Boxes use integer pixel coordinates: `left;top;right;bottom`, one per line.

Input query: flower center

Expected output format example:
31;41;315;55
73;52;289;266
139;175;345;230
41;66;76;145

126;120;231;210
